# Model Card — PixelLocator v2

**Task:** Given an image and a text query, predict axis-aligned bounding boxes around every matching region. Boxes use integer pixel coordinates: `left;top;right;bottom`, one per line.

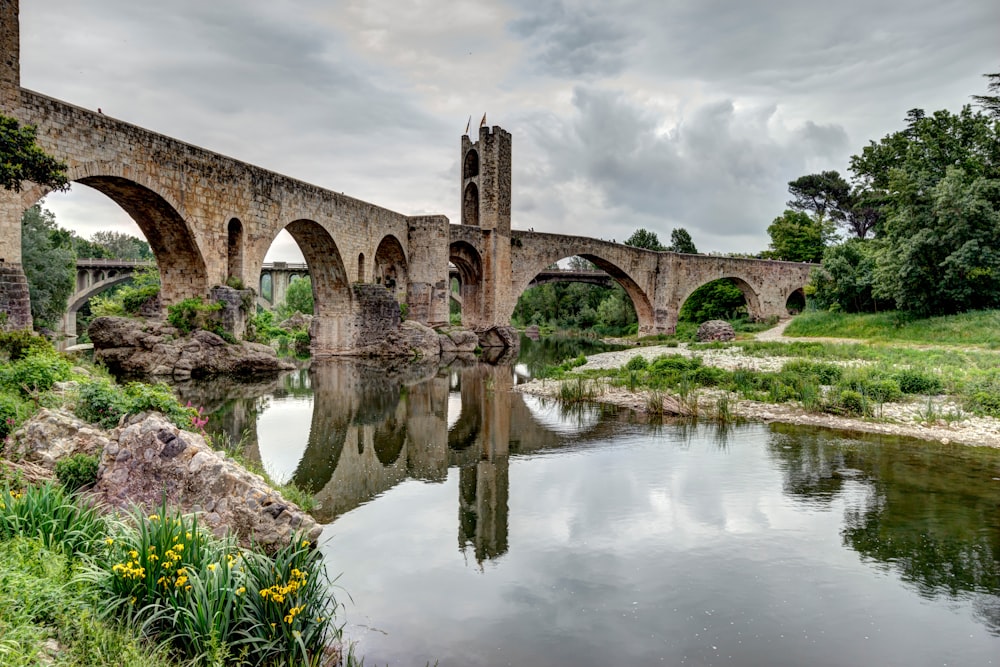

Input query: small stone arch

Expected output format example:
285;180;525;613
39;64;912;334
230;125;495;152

373;234;408;302
678;276;762;322
463;183;479;227
464;150;479;179
449;241;484;327
357;253;365;283
785;287;806;315
227;218;244;285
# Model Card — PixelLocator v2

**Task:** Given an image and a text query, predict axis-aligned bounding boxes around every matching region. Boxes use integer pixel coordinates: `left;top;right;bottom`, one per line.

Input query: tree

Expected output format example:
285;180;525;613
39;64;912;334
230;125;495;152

668;228;698;254
277;277;314;319
765;210;832;263
0;114;69;192
623;228;666;251
20;205;75;329
852;106;1000;315
787;171;851;222
89;230;153;261
972;71;1000;119
679;279;746;322
807;239;888;313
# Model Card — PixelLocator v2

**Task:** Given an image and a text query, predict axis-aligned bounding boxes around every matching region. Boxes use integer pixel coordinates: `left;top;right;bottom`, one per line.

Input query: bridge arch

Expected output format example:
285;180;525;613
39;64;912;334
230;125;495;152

280;219;353;353
677;276;762;323
449;241;484;327
509;251;655;334
27;170;209;308
62;271;140;342
373;234;408;302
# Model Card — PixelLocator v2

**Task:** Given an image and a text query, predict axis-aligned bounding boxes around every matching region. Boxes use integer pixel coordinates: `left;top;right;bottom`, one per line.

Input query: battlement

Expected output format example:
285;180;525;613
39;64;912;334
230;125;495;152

460;124;511;233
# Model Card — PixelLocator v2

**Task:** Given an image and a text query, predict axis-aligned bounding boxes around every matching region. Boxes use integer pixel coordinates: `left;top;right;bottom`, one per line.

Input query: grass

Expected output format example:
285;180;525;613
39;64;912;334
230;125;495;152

783;309;1000;347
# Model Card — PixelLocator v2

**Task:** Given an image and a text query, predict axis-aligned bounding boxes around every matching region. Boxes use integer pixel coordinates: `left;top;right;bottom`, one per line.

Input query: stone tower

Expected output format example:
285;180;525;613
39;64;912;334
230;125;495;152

460;125;513;327
0;0;18;111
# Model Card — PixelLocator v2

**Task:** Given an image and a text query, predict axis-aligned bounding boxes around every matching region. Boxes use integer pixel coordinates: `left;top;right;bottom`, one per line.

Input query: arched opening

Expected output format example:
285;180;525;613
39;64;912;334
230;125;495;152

678;277;761;327
373;235;408;303
463;183;479;227
227;218;244;286
358;253;365;283
449;241;484;328
510;253;655;336
678;278;750;324
786;288;806;315
259;272;273;302
464;150;480;179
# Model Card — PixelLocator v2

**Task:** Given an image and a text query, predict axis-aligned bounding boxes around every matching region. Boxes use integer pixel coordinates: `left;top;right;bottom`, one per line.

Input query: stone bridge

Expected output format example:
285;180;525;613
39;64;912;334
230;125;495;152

0;0;812;351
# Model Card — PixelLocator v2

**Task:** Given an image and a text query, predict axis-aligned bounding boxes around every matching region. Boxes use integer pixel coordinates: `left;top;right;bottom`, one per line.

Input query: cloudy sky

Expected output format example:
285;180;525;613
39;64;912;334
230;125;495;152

19;0;999;261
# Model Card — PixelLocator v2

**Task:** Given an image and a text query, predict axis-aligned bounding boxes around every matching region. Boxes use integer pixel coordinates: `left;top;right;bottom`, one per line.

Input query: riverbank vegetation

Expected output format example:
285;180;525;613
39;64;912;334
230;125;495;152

0;332;347;665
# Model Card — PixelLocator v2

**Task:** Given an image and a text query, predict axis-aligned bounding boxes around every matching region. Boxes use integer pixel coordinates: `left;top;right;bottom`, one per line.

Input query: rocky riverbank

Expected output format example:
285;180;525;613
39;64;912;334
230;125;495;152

514;342;1000;449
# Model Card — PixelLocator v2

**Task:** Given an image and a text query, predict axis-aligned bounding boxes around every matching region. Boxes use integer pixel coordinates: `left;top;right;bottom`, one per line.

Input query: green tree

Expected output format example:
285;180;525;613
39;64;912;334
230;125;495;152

972;71;1000;119
21;205;75;329
853;106;1000;315
679;279;746;322
807;239;888;313
89;230;153;261
787;171;851;222
623;228;666;251
667;228;698;254
0;114;69;192
765;210;832;263
277;277;314;319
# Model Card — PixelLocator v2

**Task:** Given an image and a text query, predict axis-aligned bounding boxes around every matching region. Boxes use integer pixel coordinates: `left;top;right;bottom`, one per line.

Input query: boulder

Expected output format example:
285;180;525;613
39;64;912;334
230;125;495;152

437;327;479;354
89;316;294;379
95;412;322;550
356;320;442;359
696;319;736;342
478;325;520;350
524;324;541;340
278;312;312;332
7;408;112;468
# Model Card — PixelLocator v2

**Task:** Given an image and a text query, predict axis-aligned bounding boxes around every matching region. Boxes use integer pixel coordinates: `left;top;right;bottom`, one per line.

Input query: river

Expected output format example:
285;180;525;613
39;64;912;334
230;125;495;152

177;337;1000;666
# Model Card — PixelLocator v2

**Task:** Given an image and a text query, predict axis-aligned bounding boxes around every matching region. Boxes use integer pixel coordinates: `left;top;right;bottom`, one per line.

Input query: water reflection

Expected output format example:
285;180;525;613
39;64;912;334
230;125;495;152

768;424;1000;634
188;347;1000;653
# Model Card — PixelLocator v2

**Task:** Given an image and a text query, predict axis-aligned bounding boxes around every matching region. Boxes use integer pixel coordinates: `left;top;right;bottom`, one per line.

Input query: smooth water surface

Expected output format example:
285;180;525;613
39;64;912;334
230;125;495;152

189;346;1000;667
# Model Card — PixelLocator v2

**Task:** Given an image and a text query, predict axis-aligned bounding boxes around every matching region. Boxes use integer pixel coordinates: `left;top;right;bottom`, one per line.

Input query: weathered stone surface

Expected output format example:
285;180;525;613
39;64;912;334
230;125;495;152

696;319;736;342
279;312;312;331
478;325;520;350
95;412;322;550
7;408;112;468
355;320;441;359
209;285;251;340
437;326;479;353
89;316;293;379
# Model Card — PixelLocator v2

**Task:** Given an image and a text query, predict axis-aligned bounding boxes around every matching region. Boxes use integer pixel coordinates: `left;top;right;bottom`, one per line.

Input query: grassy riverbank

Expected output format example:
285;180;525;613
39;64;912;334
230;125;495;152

0;332;356;665
526;311;1000;444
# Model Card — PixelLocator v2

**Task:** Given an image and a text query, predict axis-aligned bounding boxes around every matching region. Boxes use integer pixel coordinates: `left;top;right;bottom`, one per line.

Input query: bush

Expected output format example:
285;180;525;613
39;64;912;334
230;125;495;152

54;453;100;492
0;392;27;441
74;378;127;428
837;389;868;416
781;359;843;384
0;352;72;397
0;330;53;361
894;369;943;395
167;297;223;335
624;356;648;371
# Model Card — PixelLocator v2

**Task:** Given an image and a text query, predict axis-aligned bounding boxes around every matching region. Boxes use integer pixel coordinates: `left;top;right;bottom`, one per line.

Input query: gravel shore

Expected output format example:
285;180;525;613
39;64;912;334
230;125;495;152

514;340;1000;449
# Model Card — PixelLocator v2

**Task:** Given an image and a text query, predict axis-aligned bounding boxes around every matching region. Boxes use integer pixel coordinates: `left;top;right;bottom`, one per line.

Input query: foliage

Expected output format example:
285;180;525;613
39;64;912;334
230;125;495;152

668;228;698;254
167;296;225;337
0;329;53;361
0;483;107;556
623;228;666;251
764;209;833;263
90;267;161;317
0;351;72;397
783;308;1000;346
54;454;100;492
849;106;1000;316
0;114;69;193
971;71;1000;119
0;392;27;441
276;277;314;319
20;205;75;329
807;239;889;313
246;309;285;345
679;279;746;322
74;377;196;430
512;280;636;336
90;230;153;260
787;170;880;240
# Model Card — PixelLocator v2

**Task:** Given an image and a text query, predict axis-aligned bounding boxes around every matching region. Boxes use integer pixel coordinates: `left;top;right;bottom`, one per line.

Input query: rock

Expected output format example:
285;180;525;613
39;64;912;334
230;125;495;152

94;412;322;550
437;326;479;353
524;324;541;340
279;312;312;332
89;316;294;379
8;408;113;468
356;320;442;359
696;320;736;342
478;325;520;350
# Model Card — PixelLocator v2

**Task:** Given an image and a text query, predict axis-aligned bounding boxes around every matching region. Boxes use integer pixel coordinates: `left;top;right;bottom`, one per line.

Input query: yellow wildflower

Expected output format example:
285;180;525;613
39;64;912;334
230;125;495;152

208;563;217;572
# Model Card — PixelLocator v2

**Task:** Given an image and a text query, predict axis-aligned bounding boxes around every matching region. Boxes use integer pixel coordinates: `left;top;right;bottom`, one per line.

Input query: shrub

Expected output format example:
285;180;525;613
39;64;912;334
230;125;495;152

894;369;943;395
167;297;223;335
781;359;843;384
54;453;100;492
75;378;196;430
0;352;72;397
74;378;128;428
624;355;648;371
837;389;868;416
0;330;53;361
0;392;26;441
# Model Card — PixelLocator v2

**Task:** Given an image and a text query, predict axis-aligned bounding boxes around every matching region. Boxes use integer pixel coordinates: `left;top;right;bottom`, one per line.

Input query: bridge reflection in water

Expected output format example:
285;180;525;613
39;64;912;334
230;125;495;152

177;358;631;565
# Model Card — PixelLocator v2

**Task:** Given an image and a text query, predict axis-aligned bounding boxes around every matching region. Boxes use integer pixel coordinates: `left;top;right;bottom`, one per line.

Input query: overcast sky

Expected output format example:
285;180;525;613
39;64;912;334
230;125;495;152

19;0;999;262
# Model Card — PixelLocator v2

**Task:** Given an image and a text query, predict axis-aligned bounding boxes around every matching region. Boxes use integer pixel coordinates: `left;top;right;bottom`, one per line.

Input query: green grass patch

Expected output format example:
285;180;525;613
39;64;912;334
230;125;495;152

784;309;1000;346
